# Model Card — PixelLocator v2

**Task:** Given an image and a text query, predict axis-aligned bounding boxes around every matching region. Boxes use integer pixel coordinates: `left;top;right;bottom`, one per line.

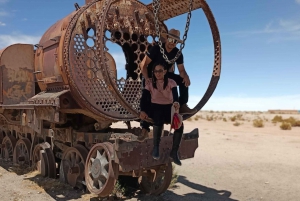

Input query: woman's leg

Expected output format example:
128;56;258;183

170;123;184;166
151;104;167;160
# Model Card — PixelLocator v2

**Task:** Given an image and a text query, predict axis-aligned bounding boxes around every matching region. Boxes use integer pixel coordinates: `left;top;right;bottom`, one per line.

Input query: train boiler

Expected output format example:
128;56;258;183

0;0;221;197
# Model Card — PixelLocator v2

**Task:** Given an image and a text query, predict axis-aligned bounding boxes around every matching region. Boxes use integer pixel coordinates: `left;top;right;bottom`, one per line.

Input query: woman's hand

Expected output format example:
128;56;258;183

173;102;180;111
140;111;148;120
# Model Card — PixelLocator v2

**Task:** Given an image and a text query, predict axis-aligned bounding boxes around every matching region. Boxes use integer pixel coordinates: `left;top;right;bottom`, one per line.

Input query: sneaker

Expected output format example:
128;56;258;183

137;128;149;142
179;104;197;115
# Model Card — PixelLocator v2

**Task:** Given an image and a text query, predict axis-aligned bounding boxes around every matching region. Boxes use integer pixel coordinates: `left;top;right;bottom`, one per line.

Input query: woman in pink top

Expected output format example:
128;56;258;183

140;63;184;166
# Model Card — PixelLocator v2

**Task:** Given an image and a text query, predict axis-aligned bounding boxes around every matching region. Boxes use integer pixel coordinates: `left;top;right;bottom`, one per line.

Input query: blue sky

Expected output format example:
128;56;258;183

0;0;299;111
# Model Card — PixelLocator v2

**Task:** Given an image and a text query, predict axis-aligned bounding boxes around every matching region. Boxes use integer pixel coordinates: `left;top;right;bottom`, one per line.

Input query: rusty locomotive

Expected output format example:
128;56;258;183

0;0;221;197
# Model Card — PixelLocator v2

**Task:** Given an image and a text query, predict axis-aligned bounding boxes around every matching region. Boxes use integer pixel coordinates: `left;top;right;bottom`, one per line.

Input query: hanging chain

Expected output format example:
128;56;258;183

152;0;193;64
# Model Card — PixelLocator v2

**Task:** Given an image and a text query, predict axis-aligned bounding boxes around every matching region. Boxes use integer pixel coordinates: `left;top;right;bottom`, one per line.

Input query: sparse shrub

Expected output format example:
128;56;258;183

272;115;283;123
186;118;193;121
195;115;202;119
230;116;236;122
283;117;297;126
194;117;199;121
253;119;264;128
293;120;300;127
112;181;126;197
223;118;227;122
280;122;292;130
169;164;179;189
233;122;241;126
206;115;214;121
236;114;243;120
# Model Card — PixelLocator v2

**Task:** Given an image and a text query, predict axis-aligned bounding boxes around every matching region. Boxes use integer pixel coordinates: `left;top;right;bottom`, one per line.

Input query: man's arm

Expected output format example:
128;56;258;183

140;55;152;79
177;63;191;87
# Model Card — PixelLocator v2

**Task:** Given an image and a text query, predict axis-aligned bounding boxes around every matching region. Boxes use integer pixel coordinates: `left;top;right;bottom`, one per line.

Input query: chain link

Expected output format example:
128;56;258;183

152;0;193;64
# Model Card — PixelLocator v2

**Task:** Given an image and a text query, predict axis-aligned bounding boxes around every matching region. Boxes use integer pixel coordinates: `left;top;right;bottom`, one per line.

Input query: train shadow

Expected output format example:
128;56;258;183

0;161;237;201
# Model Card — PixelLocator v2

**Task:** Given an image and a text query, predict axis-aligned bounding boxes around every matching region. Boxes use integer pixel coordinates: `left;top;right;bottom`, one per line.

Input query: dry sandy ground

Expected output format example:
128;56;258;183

1;111;300;201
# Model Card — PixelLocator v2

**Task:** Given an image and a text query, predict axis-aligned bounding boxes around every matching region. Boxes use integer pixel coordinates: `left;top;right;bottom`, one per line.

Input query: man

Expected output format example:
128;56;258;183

138;28;196;141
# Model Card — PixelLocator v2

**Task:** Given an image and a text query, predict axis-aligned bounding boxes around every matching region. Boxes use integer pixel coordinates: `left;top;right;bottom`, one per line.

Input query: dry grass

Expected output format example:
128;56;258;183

280;122;292;130
206;115;214;121
272;115;283;123
253;119;264;128
169;164;179;189
271;115;300;128
233;122;241;126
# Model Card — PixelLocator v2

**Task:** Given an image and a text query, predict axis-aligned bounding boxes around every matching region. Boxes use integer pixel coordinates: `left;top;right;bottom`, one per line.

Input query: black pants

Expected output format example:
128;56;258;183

167;72;188;106
141;103;184;132
149;103;172;126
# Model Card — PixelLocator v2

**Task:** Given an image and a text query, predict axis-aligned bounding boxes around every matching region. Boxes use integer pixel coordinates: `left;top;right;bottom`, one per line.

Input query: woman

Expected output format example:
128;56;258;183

139;62;183;166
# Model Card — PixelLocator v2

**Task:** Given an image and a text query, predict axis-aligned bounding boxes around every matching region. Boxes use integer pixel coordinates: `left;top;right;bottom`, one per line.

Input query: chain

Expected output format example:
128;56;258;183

152;0;193;64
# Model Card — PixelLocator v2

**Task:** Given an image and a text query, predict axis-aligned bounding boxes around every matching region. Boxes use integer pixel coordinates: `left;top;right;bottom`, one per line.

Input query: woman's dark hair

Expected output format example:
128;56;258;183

152;62;168;90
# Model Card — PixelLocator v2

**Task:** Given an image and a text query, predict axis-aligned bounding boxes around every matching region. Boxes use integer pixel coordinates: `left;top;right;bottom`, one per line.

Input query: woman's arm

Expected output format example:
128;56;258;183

140;89;151;112
172;87;179;103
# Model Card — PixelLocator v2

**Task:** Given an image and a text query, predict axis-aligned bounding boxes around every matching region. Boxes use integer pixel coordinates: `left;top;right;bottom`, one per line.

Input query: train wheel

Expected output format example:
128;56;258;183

1;135;17;161
139;162;173;195
13;138;31;166
32;143;50;177
85;143;118;197
0;130;4;153
59;145;88;188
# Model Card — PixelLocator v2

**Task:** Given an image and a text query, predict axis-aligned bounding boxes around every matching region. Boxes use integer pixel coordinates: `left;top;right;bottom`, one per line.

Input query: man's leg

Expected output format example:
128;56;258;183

167;72;196;114
140;78;151;131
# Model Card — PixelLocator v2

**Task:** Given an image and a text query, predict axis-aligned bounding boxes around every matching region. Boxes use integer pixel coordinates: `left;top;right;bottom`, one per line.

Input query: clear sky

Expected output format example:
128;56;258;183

0;0;299;111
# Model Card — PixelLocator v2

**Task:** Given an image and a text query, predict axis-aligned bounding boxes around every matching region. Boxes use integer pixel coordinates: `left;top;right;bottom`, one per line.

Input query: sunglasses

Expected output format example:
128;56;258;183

153;69;164;74
167;37;178;44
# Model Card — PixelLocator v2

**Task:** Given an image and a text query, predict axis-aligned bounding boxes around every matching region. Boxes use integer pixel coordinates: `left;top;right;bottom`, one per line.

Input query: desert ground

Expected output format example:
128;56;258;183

1;111;300;201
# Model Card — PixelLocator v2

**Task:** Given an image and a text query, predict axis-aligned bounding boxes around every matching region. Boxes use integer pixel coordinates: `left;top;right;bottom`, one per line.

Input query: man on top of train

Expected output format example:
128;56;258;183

139;28;196;139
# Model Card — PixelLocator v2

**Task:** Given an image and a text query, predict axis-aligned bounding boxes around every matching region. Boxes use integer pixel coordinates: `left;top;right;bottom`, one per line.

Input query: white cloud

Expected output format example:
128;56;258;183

0;0;8;3
0;34;40;49
21;18;28;21
0;10;8;16
0;21;5;26
296;0;300;5
227;19;300;42
189;95;300;111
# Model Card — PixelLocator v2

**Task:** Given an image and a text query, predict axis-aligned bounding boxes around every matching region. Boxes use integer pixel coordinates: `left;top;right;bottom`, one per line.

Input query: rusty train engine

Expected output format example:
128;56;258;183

0;0;221;197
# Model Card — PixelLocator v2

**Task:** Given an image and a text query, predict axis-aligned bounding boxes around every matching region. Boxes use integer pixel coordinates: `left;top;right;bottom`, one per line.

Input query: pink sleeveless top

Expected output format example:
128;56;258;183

145;79;177;105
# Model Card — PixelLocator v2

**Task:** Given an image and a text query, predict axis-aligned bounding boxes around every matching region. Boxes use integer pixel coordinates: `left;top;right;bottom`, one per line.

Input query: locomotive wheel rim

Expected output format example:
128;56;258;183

1;135;16;161
139;162;173;195
59;145;88;188
183;0;221;119
44;142;56;179
85;143;117;197
13;138;31;166
32;143;51;177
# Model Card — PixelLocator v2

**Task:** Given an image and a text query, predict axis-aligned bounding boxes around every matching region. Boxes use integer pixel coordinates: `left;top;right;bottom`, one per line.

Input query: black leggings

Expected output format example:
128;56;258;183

149;103;173;126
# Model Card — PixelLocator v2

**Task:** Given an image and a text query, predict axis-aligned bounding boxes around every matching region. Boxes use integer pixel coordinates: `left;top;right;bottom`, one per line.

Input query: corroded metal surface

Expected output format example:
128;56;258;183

59;145;88;188
147;0;203;21
13;138;31;166
84;142;118;197
139;162;172;195
0;44;35;105
183;0;221;119
32;143;51;177
114;128;199;172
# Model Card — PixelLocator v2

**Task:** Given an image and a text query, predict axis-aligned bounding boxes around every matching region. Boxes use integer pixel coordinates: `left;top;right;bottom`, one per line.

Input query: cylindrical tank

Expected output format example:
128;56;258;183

35;0;167;121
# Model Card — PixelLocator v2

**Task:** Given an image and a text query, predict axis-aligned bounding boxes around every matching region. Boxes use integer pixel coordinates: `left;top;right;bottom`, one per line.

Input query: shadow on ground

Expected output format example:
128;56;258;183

0;161;237;201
